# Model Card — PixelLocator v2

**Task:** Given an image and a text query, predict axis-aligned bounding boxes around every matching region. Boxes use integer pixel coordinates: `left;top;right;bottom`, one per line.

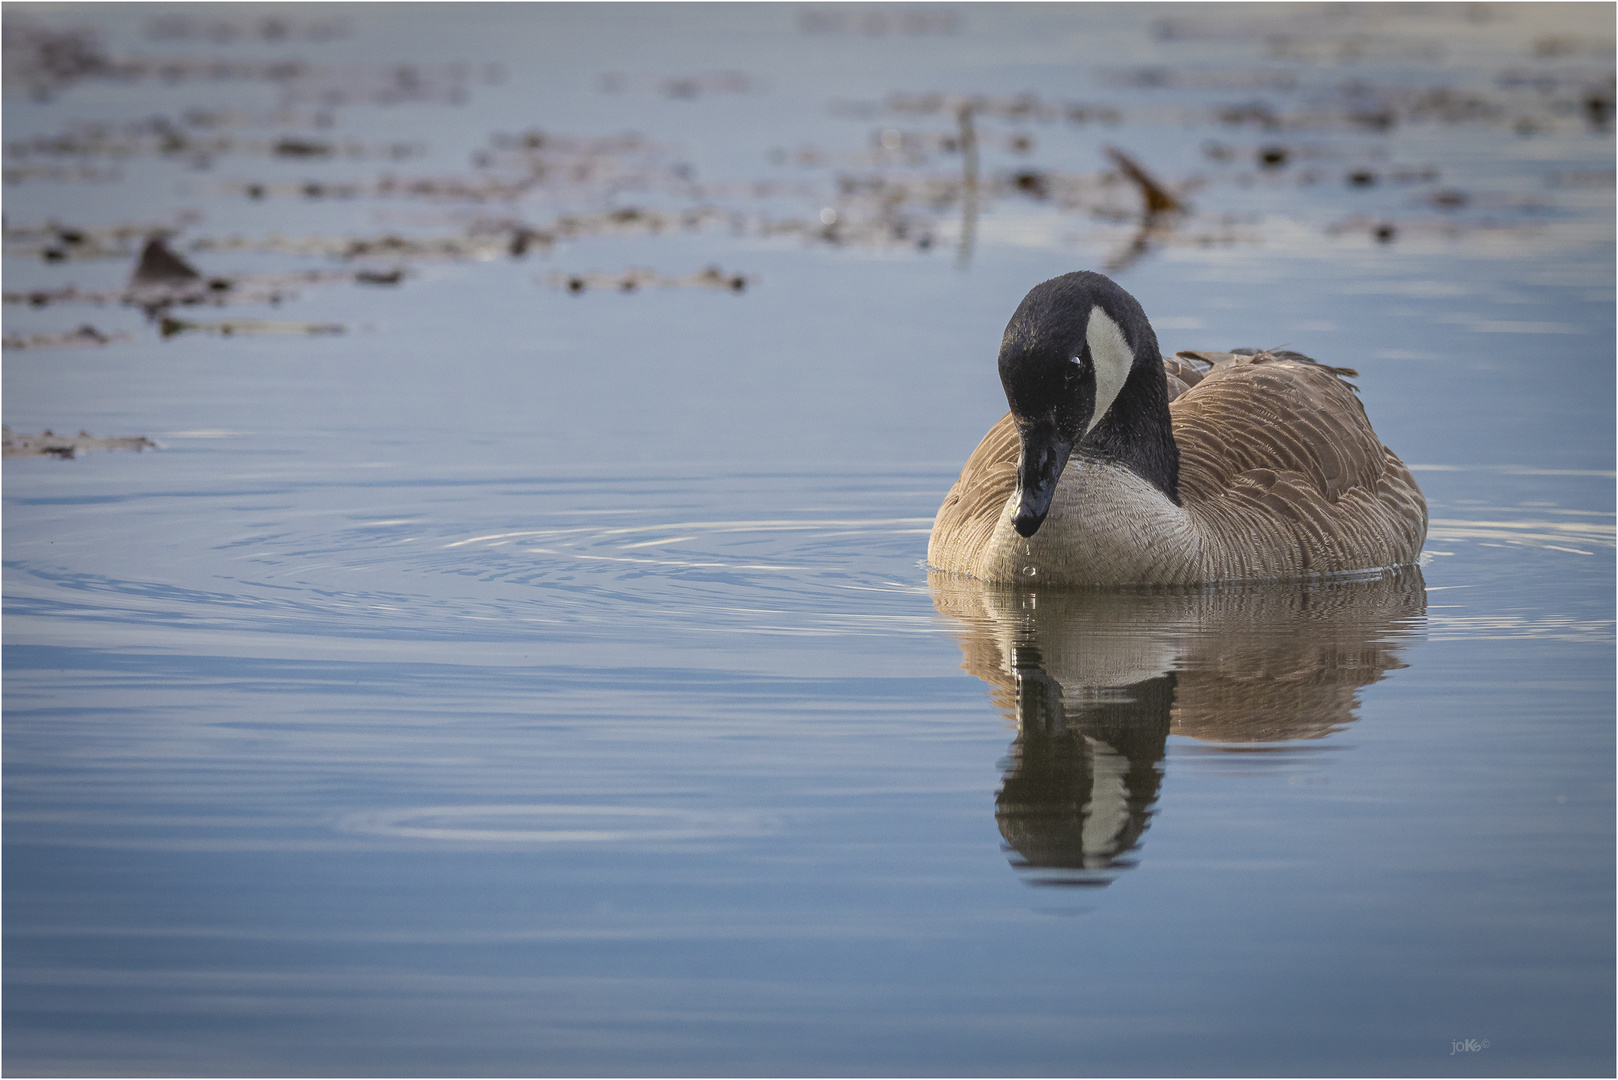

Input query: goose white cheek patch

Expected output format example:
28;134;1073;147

1084;306;1133;434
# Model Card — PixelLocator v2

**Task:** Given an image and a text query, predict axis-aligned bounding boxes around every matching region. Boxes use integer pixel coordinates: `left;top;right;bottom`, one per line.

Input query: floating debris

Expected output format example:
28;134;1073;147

2;426;155;458
3;218;197;263
1318;215;1567;249
187;207;738;263
189;227;497;261
1153;10;1452;61
5;269;353;314
159;317;344;338
223;130;683;203
866;78;1590;138
2;21;112;99
277;62;503;109
131;236;201;285
4;117;421;170
1009;169;1050;199
1200;142;1441;187
2;162;123;184
750;202;942;252
1;325;129;350
1103;65;1298;91
318;228;525;260
3;17;498;105
880;91;1077;123
1104;146;1187;216
548;266;752;294
3;2;1604;353
1583;88;1614;129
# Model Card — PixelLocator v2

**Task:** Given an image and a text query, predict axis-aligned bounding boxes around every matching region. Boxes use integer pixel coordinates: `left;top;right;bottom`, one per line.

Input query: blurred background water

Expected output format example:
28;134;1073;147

3;3;1613;1075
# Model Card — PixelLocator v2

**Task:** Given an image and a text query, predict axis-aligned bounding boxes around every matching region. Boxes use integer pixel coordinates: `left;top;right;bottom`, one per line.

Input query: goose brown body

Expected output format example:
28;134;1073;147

929;348;1428;586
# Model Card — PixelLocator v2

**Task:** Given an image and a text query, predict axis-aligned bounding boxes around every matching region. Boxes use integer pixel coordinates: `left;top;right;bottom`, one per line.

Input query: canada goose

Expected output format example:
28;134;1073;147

929;272;1428;586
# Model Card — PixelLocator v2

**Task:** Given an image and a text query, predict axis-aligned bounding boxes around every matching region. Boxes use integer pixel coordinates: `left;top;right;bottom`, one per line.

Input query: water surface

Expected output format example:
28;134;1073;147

4;4;1613;1075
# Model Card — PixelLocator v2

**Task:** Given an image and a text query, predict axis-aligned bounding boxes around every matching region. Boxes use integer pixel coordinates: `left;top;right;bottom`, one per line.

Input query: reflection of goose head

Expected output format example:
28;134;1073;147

997;643;1171;886
932;568;1426;887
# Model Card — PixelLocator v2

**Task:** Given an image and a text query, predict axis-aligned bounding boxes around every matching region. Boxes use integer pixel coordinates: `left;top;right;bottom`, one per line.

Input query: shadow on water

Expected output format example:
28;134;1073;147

930;567;1427;888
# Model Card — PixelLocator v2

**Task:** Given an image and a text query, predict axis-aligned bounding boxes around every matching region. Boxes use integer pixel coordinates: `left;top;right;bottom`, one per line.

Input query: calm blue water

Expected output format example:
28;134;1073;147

4;4;1613;1075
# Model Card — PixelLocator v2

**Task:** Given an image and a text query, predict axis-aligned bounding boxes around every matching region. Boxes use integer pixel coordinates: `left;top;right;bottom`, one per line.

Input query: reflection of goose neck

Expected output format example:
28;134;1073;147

996;645;1172;881
1012;644;1068;736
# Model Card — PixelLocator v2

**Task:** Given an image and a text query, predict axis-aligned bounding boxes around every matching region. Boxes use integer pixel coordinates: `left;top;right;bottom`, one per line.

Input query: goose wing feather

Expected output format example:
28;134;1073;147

1169;352;1425;575
929;410;1020;572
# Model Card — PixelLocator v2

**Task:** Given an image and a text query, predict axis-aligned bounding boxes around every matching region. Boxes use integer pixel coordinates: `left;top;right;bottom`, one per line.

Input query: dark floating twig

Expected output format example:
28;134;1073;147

1104;146;1187;216
159;317;345;339
193;228;528;260
1;325;129;350
548;266;753;294
3;274;345;312
1096;147;1190;272
2;426;155;458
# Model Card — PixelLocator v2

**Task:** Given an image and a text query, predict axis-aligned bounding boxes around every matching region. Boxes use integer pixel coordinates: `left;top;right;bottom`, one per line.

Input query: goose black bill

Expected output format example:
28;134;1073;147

1012;417;1073;538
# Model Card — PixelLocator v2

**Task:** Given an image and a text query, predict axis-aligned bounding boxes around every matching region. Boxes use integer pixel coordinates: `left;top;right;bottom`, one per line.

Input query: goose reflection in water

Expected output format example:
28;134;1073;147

930;567;1427;887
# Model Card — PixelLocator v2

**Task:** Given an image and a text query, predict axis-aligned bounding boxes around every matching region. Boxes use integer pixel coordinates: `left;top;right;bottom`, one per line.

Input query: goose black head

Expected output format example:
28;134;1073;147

997;271;1181;538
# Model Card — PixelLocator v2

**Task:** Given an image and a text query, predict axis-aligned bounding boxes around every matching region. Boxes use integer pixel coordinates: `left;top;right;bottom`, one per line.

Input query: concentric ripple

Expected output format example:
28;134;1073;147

3;471;946;647
336;803;775;846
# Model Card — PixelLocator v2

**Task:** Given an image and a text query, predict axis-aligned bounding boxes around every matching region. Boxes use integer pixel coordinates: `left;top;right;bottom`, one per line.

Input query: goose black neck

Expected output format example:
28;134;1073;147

1082;325;1182;507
